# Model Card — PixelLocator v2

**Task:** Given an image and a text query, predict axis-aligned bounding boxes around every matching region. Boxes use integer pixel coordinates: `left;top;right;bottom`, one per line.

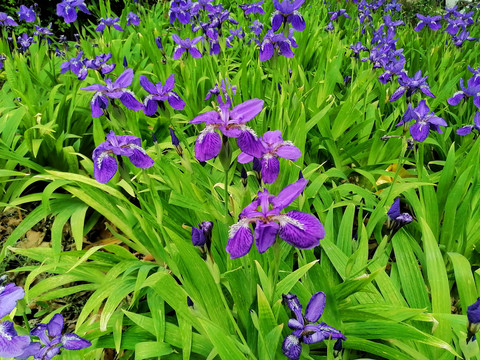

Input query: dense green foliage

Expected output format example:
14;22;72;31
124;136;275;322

1;0;480;359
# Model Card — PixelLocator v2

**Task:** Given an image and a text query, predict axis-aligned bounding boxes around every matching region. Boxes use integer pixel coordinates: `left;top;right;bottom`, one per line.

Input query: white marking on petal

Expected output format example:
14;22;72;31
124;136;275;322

198;124;216;143
96;151;111;169
0;323;12;340
274;214;304;230
228;218;251;239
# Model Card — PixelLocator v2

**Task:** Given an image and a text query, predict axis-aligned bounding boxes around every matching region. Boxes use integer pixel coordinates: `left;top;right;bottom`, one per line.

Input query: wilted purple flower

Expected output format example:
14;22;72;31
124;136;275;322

324;21;334;33
238;1;265;15
81;68;143;117
29;313;91;360
140;74;186;115
96;17;124;31
238;130;301;184
226;27;245;47
451;30;477;47
329;9;351;21
190;96;264;161
172;34;203;59
205;79;237;101
126;12;140;26
396;100;447;142
349;41;368;58
56;0;91;23
0;12;19;26
250;20;264;36
226;178;324;258
170;0;192;24
467;298;480;343
92;130;154;183
387;198;413;230
272;0;305;32
17;33;36;52
259;29;298;61
282;292;346;360
191;221;214;247
18;5;36;23
457;112;480;136
390;70;435;102
448;75;480;109
414;14;442;31
34;24;54;36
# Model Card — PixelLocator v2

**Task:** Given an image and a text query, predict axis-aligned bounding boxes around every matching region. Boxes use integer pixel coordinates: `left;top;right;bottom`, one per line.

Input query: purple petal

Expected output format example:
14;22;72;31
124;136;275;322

474;112;480;128
282;294;304;323
474;95;480;110
237;128;264;158
290;13;306;32
457;125;473;136
0;321;31;358
419;85;435;98
195;128;222;161
278;41;295;58
47;313;64;337
15;341;42;360
64;7;78;23
276;144;301;161
128;148;154;169
0;283;24;319
254;221;279;253
410;122;430;142
262;130;283;145
192;227;206;246
189;47;203;59
261;156;280;184
81;84;108;92
303;323;346;343
140;75;157;94
226;220;254;258
114;68;134;88
278;211;324;249
164;74;175;91
113;24;124;31
230;99;264;124
93;146;118;183
120;91;143;111
259;41;274;61
304;291;326;323
387;198;401;219
390;86;406;102
143;98;158;116
272;178;308;210
167;92;186;110
173;46;185;60
272;13;284;32
281;335;302;360
238;152;254;164
96;23;105;31
190;111;221;125
61;333;92;350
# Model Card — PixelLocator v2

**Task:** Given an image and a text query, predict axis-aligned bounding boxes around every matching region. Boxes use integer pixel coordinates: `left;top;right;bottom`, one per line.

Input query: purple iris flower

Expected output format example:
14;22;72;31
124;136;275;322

191;0;214;14
172;34;203;59
0;280;32;359
190;96;264;161
272;0;305;32
96;17;124;32
378;58;405;84
17;33;36;52
259;29;298;61
34;24;54;36
238;130;301;184
324;21;334;33
385;0;401;12
226;178;324;258
383;14;404;35
56;0;91;23
192;221;214;247
226;27;245;48
457;112;480;136
445;17;468;36
359;8;372;24
349;41;368;58
208;8;238;29
204;79;237;101
451;30;477;47
206;29;221;55
329;9;351;21
414;14;442;31
387;198;413;230
126;12;140;26
444;6;459;19
396;100;447;142
81;68;143;118
29;313;91;360
250;20;264;37
84;53;116;76
60;51;84;76
0;12;19;26
282;292;346;360
92;130;154;183
238;1;265;15
467;298;480;342
390;70;435;102
468;65;480;77
170;0;192;24
18;5;36;23
140;74;186;115
447;75;480;109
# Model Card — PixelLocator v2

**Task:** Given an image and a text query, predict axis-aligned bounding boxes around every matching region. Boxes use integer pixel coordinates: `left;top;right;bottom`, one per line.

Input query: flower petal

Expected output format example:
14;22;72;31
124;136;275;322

0;321;31;358
272;178;308;210
140;75;157;94
0;283;24;319
61;333;92;350
230;99;264;124
195;128;222;161
261;155;280;184
410;122;430;142
237;128;264;158
254;221;279;253
238;152;254;164
114;68;134;88
282;294;304;323
276;144;301;161
167;92;186;110
281;335;302;360
278;211;324;249
226;220;253;259
190;110;220;125
304;291;326;323
47;313;64;337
